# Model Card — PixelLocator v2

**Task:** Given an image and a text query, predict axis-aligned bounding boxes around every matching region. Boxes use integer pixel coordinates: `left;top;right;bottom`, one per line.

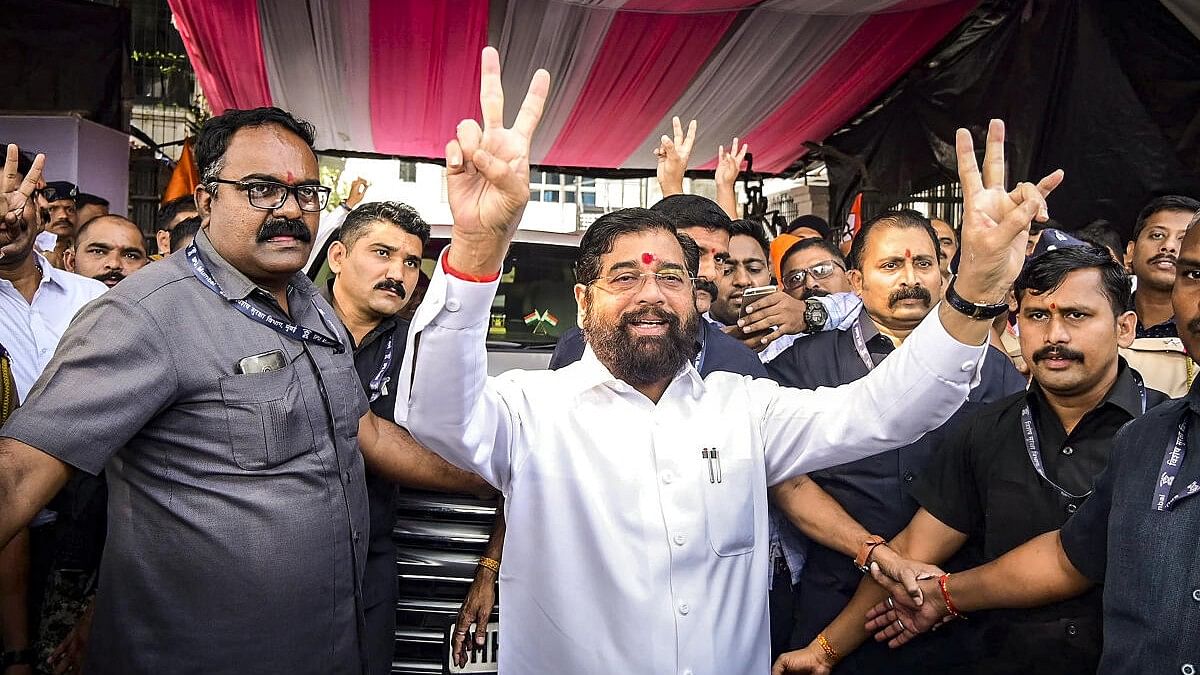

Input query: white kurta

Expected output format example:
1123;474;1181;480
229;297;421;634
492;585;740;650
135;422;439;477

398;261;986;675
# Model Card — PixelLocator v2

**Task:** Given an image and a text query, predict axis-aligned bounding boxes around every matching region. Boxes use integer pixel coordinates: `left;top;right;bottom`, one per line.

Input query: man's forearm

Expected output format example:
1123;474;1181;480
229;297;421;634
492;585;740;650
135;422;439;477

0;528;31;650
716;184;738;219
0;438;71;550
483;505;506;561
770;476;870;558
361;415;494;497
949;530;1092;612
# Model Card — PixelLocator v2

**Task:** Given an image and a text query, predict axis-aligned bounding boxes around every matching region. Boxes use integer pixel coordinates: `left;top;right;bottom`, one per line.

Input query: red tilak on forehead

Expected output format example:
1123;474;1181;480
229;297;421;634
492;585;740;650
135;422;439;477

1050;302;1057;310
641;252;656;265
904;248;912;258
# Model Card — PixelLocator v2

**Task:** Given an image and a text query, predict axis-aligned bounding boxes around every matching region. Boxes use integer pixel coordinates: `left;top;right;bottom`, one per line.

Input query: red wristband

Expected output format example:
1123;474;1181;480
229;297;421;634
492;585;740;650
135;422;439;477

442;253;500;283
939;573;966;619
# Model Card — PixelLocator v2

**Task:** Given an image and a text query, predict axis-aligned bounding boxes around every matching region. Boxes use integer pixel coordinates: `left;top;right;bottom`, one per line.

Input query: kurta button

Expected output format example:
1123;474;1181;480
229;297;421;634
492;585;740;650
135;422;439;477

1066;623;1077;636
903;471;914;483
1066;503;1078;514
661;471;674;484
445;298;461;312
353;532;361;543
1181;664;1195;675
1193;589;1200;602
960;361;974;372
678;602;689;615
1062;446;1074;456
673;534;686;546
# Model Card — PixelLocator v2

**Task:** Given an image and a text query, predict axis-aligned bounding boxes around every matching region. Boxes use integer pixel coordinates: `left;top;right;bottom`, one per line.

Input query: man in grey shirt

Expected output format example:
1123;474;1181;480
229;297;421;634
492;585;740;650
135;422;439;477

0;110;482;674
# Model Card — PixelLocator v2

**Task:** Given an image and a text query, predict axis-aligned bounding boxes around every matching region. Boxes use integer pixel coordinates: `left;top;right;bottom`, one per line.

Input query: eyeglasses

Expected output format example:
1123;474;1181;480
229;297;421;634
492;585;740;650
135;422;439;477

782;259;845;291
588;270;695;295
208;179;331;212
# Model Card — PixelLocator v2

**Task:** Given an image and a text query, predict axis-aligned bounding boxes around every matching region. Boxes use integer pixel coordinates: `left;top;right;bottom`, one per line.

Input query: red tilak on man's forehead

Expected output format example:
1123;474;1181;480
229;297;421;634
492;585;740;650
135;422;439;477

285;170;295;183
641;252;655;265
904;248;912;258
1050;302;1057;310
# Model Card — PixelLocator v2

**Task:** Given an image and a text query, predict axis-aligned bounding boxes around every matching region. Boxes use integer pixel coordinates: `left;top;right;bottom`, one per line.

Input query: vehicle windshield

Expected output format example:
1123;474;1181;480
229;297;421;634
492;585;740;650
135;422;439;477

422;238;577;348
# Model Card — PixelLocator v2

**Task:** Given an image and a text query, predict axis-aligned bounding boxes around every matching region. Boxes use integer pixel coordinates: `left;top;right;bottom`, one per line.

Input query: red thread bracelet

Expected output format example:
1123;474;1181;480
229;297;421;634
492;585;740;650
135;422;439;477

939;573;966;619
442;254;500;283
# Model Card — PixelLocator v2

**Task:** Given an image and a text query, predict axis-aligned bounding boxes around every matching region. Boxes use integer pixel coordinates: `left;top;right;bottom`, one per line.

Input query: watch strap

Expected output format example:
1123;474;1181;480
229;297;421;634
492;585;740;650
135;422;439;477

944;279;1008;320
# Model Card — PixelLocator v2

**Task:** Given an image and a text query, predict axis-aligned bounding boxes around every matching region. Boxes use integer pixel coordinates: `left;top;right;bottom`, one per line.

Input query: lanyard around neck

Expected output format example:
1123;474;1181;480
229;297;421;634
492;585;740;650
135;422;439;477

1022;373;1147;501
186;243;344;353
1151;415;1198;511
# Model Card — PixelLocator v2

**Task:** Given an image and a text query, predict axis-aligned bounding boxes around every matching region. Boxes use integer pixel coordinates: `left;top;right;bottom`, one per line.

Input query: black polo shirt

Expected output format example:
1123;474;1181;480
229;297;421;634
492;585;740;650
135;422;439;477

345;313;410;609
913;362;1164;674
1060;377;1200;674
765;309;1024;670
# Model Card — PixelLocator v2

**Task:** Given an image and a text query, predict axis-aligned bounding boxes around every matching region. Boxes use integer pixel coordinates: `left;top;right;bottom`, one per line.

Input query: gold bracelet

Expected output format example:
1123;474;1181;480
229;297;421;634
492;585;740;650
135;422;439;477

478;556;501;574
816;633;840;664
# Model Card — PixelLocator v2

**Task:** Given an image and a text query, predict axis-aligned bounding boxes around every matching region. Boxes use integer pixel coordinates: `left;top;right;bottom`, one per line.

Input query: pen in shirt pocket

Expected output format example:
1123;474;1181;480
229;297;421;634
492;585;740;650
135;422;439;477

701;448;714;483
712;448;722;483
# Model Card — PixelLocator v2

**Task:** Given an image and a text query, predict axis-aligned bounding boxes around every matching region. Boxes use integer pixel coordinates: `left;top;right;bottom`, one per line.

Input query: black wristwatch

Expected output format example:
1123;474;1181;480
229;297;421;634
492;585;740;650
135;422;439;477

944;279;1008;320
1;648;34;668
803;298;829;332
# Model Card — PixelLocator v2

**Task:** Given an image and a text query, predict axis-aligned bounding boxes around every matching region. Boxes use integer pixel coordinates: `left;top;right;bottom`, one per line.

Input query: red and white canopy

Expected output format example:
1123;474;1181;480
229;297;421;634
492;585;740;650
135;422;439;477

168;0;974;173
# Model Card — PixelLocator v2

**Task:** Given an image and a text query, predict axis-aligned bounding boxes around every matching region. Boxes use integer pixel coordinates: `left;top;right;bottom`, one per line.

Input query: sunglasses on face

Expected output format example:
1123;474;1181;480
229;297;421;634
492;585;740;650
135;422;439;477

782;259;844;291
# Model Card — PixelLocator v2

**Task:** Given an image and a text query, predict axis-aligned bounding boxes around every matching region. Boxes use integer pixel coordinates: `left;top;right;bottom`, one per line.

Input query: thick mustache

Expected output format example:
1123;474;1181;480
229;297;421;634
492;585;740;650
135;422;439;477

621;306;680;328
256;218;311;243
1032;346;1085;363
888;286;931;308
1149;253;1177;265
95;271;125;283
374;279;406;298
803;287;830;299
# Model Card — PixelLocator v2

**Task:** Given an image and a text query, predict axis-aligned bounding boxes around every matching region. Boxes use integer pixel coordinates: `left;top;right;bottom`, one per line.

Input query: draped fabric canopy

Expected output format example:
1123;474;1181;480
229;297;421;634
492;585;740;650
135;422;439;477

167;0;974;174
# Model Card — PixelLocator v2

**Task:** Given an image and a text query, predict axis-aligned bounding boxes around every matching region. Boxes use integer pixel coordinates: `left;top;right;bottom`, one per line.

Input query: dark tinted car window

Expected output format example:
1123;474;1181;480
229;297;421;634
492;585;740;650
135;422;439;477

421;238;576;347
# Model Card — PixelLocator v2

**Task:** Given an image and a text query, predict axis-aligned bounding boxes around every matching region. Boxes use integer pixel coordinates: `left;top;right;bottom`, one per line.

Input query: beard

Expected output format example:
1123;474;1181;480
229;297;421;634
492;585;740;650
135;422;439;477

583;300;700;386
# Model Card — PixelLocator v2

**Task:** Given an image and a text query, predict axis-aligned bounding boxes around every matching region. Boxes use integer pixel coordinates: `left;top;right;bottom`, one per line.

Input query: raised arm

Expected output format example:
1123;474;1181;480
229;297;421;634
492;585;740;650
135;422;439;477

714;138;747;219
400;47;549;490
760;120;1063;483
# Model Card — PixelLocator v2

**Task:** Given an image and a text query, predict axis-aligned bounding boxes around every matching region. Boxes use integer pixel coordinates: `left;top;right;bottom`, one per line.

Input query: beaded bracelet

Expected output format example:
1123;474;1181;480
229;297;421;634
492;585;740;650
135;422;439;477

816;633;840;664
938;573;966;619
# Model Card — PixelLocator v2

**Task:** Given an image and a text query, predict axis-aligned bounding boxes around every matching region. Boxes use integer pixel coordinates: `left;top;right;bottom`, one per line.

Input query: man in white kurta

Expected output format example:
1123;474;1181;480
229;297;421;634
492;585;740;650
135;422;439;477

405;258;985;674
398;50;1059;675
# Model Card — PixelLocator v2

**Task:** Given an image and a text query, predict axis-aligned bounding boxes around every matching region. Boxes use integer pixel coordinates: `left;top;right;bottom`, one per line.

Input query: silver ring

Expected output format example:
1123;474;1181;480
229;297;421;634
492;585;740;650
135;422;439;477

886;597;894;610
895;619;906;632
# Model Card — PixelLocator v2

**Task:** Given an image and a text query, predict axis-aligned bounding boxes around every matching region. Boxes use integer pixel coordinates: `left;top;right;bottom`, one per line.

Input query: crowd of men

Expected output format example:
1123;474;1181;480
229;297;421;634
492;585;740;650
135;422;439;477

0;47;1198;675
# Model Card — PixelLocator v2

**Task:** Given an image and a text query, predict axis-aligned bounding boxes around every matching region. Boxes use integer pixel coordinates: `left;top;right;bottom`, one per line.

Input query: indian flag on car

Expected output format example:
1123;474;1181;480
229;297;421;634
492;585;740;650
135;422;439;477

523;309;559;334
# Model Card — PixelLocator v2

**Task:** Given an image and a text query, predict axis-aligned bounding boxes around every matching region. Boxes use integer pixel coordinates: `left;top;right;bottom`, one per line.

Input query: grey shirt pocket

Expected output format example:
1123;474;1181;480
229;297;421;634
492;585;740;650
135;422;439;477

219;366;316;470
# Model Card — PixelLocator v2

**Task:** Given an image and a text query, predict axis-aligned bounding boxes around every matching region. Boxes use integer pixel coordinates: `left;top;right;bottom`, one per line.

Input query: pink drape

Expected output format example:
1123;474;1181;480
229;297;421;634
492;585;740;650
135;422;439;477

736;0;975;173
541;10;737;168
167;0;273;115
368;0;490;156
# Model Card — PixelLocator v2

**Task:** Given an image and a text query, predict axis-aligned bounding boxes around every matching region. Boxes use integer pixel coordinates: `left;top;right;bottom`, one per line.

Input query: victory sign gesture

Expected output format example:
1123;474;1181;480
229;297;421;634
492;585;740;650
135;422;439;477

0;144;46;261
952;119;1063;304
445;46;550;277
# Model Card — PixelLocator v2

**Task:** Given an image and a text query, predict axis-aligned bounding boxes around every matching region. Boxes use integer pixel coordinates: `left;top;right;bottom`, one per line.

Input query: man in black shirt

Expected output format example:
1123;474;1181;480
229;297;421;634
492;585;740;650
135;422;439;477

766;209;1024;674
866;224;1200;675
324;201;490;675
777;244;1164;674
